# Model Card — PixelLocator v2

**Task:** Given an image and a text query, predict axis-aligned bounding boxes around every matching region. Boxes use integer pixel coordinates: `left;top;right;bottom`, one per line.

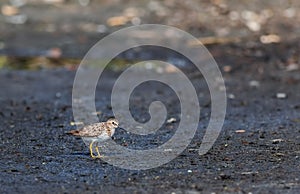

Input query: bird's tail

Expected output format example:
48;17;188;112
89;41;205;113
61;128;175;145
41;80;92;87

65;130;81;136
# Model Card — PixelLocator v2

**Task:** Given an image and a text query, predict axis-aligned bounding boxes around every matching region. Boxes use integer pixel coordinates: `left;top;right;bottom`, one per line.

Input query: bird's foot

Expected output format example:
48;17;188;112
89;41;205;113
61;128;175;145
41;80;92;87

90;147;101;159
90;153;101;159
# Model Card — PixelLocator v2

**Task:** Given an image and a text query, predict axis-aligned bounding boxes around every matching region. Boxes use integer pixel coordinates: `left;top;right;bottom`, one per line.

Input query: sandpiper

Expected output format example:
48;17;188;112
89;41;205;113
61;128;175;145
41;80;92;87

67;118;119;158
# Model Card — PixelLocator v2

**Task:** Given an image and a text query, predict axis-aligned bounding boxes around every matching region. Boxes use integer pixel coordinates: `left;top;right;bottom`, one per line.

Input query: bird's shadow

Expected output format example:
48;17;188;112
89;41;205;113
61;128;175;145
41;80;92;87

69;152;90;156
69;151;118;158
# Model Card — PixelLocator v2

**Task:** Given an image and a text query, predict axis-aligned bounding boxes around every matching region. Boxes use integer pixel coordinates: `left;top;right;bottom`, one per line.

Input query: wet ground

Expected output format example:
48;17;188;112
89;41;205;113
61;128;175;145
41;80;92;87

0;0;300;193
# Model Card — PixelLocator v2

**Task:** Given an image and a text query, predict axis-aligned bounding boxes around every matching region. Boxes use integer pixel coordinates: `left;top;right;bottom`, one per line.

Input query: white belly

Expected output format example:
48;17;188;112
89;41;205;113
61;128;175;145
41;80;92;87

82;133;110;143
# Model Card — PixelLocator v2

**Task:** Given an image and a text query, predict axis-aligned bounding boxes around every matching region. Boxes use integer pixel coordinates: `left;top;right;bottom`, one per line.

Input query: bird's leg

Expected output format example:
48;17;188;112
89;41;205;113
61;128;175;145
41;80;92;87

89;141;96;158
95;141;101;158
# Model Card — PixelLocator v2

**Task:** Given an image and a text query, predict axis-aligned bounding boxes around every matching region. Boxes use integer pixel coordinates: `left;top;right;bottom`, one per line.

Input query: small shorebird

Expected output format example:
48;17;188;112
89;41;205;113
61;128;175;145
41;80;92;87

67;118;119;158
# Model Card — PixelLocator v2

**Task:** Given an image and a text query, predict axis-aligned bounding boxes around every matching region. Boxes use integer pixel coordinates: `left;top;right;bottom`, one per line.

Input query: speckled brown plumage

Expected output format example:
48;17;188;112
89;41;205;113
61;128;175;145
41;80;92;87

67;122;111;137
67;118;119;158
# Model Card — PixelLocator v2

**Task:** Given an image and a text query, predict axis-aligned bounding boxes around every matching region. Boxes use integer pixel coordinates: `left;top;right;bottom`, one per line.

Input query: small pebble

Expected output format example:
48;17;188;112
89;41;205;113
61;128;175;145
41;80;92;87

235;129;246;133
272;138;284;144
276;93;287;99
55;92;61;98
167;117;177;123
229;11;239;21
283;8;296;18
1;5;19;16
249;80;260;87
260;34;281;44
47;47;62;58
97;24;107;33
107;16;128;27
228;94;235;99
246;21;261;32
286;63;298;71
223;65;232;72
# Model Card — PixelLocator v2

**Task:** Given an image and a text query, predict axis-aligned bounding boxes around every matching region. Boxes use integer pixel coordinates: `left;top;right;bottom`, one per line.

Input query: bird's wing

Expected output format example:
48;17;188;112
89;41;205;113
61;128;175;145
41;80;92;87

77;122;106;137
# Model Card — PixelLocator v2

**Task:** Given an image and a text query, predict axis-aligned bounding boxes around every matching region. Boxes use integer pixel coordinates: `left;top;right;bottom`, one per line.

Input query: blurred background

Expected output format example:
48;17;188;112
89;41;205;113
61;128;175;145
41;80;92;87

0;0;299;69
1;1;300;193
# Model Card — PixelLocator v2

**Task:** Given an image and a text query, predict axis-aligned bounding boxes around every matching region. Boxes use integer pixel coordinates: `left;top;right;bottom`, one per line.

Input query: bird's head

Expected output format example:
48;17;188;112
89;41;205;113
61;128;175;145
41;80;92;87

106;118;119;129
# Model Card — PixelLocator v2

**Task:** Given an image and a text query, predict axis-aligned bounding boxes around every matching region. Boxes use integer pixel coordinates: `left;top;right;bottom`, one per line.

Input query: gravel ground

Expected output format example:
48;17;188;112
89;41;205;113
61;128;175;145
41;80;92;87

1;41;300;193
0;0;300;193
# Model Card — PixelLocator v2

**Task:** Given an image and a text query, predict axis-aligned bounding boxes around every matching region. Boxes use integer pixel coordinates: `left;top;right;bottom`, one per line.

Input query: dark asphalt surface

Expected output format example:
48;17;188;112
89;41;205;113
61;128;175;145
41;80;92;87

0;42;300;193
1;0;300;193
